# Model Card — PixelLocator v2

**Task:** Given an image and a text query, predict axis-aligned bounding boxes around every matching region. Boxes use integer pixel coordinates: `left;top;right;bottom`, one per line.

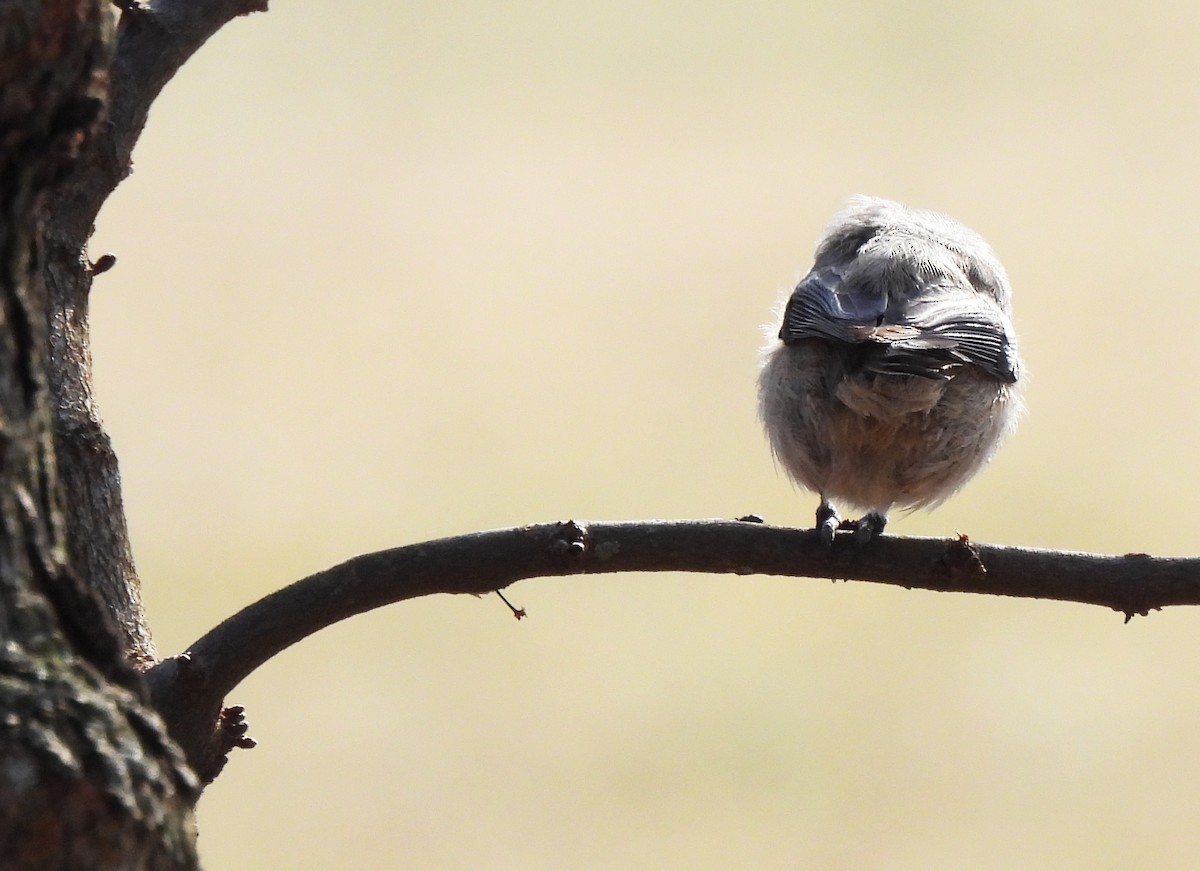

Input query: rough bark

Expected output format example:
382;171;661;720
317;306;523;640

0;1;198;866
43;0;270;668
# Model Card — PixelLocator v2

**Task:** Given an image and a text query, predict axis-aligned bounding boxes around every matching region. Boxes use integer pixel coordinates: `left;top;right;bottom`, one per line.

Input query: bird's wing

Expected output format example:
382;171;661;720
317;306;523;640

884;287;1020;383
779;269;1019;384
778;267;890;344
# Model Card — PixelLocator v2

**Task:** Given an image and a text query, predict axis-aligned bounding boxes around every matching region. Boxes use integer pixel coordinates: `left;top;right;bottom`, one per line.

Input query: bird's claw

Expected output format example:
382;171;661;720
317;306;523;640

816;500;841;547
852;512;887;545
815;500;887;547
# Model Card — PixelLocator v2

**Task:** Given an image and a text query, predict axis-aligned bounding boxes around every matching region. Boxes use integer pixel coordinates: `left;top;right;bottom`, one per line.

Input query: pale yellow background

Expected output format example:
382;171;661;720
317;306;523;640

90;1;1200;868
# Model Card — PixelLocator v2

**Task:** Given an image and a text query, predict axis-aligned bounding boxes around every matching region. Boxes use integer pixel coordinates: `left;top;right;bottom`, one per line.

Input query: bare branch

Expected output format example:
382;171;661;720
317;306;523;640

53;0;269;242
44;0;268;666
145;518;1200;782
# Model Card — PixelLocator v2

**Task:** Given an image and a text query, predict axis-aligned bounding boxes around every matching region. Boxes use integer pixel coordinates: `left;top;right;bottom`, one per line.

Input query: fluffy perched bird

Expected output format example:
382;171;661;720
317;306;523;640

758;195;1023;543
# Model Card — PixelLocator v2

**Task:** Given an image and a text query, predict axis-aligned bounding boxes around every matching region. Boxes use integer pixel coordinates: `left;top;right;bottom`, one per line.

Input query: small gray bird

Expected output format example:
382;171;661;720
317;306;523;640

758;195;1023;544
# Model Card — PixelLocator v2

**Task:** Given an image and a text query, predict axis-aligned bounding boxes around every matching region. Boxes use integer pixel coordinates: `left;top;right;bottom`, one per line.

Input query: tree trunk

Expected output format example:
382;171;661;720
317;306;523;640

0;1;198;866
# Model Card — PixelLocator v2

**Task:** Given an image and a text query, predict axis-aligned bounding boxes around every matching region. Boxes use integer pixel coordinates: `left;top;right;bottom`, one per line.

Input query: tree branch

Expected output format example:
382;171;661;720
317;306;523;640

145;518;1200;782
51;0;270;244
44;0;268;667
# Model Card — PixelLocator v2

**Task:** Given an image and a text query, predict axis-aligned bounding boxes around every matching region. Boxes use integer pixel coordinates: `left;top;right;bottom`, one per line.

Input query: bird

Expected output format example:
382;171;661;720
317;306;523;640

757;195;1024;544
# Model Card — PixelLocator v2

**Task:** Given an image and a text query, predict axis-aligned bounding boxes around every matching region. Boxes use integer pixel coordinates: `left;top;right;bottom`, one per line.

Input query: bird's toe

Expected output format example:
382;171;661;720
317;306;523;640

852;512;887;545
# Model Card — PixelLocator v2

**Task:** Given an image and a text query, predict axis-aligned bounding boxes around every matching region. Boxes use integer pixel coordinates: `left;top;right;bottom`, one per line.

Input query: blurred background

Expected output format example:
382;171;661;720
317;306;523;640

90;1;1200;868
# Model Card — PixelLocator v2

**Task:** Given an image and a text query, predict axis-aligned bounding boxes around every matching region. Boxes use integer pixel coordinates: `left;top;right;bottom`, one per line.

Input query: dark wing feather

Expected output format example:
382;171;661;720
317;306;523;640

887;289;1020;383
779;269;1019;384
778;267;888;344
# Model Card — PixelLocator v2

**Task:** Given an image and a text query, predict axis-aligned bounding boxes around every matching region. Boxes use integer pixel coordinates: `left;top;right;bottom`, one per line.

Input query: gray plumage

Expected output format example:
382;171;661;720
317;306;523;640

758;195;1023;542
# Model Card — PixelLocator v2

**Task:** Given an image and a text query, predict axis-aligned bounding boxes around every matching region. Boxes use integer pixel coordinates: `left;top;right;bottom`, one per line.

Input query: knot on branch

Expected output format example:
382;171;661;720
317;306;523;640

549;520;589;568
215;704;256;753
932;533;987;589
146;652;255;788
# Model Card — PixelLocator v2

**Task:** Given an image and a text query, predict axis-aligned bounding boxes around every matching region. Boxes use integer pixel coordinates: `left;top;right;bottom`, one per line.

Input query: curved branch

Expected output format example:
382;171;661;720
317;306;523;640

146;518;1200;783
54;0;270;241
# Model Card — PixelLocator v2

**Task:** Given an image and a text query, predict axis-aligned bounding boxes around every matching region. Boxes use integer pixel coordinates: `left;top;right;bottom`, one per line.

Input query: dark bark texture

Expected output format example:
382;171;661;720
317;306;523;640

0;1;198;867
40;0;270;673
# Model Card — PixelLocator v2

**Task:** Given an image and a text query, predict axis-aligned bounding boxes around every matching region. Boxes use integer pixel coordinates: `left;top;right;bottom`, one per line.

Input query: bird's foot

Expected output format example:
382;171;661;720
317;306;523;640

816;499;841;547
852;512;887;545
